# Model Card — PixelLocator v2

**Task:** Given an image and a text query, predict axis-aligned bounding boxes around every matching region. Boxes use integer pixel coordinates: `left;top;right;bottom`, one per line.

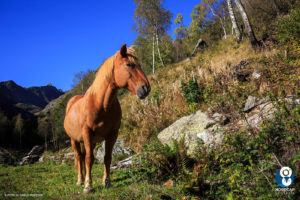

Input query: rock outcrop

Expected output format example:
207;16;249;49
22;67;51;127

157;111;226;156
243;95;270;112
232;60;251;82
95;139;134;163
241;95;300;129
18;145;44;165
157;95;299;158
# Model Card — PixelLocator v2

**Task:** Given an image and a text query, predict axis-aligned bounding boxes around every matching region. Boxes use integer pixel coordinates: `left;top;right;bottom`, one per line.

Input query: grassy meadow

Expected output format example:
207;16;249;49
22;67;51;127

0;162;187;200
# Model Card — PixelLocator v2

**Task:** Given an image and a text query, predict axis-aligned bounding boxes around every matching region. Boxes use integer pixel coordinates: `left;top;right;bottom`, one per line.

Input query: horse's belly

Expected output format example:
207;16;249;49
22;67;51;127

64;112;83;142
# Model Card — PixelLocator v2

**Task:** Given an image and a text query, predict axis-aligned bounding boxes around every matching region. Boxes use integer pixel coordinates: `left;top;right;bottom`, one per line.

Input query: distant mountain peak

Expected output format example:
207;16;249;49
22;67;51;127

0;80;64;118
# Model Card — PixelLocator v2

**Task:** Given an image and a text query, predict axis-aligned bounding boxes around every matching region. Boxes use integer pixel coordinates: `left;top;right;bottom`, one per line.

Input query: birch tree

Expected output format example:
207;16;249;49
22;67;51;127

235;0;259;47
207;0;227;39
227;0;241;42
133;0;172;73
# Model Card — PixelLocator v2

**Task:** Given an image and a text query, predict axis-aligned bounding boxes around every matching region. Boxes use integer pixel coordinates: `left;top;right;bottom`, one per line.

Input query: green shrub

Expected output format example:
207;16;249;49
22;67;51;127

181;76;202;103
150;87;162;106
277;8;300;43
133;139;192;184
276;7;300;62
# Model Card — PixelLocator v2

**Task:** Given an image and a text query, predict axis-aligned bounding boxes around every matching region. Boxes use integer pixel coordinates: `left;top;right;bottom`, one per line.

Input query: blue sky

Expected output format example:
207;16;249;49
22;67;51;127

0;0;200;91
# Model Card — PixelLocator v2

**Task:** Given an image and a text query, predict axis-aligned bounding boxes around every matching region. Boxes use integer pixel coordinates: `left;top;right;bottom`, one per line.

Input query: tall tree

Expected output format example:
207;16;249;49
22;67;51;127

235;0;259;47
227;0;241;41
0;110;11;147
173;13;189;61
133;0;172;73
72;69;94;94
72;70;86;93
14;114;23;148
189;1;209;41
207;0;227;39
174;13;188;39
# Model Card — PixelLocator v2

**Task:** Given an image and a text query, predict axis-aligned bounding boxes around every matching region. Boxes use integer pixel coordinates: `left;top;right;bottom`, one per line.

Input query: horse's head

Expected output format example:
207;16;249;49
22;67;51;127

113;44;151;99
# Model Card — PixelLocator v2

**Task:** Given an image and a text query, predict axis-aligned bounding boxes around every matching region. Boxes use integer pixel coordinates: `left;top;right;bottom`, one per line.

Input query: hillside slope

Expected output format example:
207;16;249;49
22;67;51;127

119;36;297;150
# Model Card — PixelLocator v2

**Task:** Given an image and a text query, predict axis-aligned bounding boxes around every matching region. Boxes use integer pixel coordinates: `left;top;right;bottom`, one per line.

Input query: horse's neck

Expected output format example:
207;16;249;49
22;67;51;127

88;80;118;112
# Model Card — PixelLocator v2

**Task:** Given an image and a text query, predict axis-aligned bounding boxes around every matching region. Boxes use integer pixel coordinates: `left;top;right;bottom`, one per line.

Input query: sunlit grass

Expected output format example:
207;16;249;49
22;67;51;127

0;163;186;200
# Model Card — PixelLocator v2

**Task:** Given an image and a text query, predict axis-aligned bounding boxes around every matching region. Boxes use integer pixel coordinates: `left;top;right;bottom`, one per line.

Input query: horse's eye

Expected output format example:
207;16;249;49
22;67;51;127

126;63;134;68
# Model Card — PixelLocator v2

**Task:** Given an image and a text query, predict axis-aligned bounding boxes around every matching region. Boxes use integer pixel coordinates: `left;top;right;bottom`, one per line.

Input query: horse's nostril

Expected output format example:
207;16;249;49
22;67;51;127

136;85;150;99
142;85;148;93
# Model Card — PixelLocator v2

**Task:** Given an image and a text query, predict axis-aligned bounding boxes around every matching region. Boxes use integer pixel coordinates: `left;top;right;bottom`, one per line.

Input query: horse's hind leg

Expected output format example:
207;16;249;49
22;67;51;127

71;139;84;186
103;135;117;188
82;127;95;194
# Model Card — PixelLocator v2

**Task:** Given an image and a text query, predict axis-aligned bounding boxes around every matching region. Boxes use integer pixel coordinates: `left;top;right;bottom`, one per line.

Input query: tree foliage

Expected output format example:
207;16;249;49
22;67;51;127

174;13;188;39
189;1;210;42
133;0;173;73
133;0;172;37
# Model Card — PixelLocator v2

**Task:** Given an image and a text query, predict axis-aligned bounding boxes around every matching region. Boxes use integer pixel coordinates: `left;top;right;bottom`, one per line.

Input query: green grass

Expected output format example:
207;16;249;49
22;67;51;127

0;162;187;200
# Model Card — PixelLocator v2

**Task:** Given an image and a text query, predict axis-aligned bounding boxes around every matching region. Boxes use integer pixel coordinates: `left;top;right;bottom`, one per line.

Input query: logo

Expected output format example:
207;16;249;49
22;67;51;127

275;166;294;187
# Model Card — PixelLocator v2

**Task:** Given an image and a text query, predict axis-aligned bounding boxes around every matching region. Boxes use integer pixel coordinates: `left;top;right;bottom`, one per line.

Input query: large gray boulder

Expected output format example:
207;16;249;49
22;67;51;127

95;139;134;163
18;145;44;165
157;111;226;156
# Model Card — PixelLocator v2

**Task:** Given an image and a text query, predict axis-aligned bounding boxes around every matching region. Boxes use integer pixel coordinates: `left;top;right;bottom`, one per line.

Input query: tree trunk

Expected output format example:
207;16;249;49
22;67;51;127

209;5;227;39
235;0;259;47
155;30;165;67
191;38;207;57
222;8;227;39
227;0;241;42
152;34;155;74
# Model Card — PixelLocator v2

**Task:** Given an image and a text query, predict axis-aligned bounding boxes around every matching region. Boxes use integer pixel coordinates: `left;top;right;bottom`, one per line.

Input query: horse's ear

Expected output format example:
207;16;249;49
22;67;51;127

120;44;127;57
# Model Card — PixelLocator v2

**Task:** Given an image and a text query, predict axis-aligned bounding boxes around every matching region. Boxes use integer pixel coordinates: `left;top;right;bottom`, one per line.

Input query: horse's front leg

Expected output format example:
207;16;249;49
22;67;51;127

82;127;95;194
103;135;117;188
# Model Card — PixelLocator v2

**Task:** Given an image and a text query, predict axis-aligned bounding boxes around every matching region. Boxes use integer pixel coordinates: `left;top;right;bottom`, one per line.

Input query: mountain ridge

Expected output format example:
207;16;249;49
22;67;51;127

0;80;64;118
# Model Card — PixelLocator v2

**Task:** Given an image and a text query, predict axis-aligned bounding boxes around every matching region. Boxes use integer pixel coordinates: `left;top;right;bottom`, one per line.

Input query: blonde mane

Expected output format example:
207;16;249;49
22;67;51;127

87;47;137;95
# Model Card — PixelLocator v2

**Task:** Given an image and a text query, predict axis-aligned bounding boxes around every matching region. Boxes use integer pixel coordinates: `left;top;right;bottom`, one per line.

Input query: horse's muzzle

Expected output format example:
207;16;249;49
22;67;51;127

136;84;151;99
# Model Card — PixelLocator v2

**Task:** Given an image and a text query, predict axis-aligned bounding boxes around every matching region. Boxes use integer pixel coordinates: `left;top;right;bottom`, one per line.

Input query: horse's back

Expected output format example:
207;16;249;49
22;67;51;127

66;95;84;114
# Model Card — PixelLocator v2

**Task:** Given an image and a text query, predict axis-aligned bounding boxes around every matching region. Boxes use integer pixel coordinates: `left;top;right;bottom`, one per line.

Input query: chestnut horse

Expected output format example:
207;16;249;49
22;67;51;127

64;44;150;193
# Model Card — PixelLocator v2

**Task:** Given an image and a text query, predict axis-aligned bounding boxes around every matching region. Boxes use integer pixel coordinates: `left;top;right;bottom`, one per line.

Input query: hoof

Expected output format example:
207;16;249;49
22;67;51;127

83;186;95;194
103;179;110;188
76;181;83;186
104;182;110;188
